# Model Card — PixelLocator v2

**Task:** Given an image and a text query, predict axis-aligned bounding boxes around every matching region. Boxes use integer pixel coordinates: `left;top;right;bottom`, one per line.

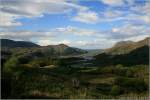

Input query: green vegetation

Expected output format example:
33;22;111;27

110;85;121;96
114;77;148;93
2;54;149;99
1;38;149;99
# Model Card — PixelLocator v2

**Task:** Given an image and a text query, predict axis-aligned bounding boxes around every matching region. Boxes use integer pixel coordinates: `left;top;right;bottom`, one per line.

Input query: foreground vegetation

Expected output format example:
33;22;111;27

2;54;149;99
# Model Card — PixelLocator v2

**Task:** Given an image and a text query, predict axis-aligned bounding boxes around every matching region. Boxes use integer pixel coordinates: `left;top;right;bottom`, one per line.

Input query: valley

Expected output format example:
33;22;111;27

1;37;149;99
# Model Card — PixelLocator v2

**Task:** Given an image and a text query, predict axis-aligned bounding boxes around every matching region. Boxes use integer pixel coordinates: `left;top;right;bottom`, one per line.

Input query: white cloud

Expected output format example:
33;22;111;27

125;0;135;5
1;23;149;49
37;39;117;49
129;2;150;24
124;35;150;42
100;0;124;6
130;1;150;14
102;10;123;18
1;0;150;49
72;10;99;24
0;0;74;16
0;31;55;40
0;0;88;28
0;12;22;27
70;39;117;49
56;26;98;36
1;0;149;28
110;23;150;40
112;28;119;33
38;39;71;46
97;1;150;25
38;24;150;48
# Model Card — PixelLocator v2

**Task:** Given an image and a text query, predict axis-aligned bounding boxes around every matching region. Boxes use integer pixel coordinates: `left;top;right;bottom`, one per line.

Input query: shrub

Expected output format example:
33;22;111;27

116;64;124;68
114;77;148;93
29;61;40;68
96;83;112;94
110;85;121;96
126;69;134;77
100;66;114;74
4;56;19;73
39;61;47;67
114;65;127;76
57;59;67;66
18;56;30;64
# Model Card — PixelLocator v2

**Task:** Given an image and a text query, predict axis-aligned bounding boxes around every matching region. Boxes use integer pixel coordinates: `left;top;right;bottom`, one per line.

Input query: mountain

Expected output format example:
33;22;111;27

114;41;134;47
1;39;39;48
94;37;149;66
105;37;150;55
39;44;87;56
1;39;87;59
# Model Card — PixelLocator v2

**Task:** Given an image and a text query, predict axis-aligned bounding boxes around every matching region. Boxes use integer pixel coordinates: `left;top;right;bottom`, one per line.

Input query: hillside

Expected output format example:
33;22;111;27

1;39;40;48
42;44;87;56
114;41;134;47
94;37;149;66
105;37;150;55
1;39;87;62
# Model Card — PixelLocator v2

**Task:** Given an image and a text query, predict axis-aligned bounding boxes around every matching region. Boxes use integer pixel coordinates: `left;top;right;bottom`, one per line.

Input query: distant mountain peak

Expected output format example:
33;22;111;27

114;41;134;47
145;37;150;40
58;44;68;47
47;44;68;48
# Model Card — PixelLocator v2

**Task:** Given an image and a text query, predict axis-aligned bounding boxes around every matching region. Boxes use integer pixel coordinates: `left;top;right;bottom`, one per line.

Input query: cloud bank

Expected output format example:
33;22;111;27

0;0;150;49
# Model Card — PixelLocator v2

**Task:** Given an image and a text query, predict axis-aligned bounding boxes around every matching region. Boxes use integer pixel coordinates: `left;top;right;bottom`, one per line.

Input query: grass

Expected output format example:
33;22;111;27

2;58;149;99
40;65;57;69
89;77;115;84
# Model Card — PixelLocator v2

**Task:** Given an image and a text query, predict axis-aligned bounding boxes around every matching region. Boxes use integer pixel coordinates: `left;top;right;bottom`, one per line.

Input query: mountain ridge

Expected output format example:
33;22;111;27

94;37;149;66
1;39;40;48
105;37;150;55
1;39;87;57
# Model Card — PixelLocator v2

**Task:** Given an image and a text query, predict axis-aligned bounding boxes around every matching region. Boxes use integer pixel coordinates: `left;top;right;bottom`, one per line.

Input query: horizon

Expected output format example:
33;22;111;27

0;0;150;49
1;36;149;50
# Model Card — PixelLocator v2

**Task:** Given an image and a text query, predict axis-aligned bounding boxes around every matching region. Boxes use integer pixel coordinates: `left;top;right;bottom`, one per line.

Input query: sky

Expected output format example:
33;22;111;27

0;0;150;49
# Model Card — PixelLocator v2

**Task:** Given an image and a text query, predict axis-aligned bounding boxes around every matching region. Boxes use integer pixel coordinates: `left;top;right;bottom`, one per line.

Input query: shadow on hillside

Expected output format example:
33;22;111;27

94;46;149;66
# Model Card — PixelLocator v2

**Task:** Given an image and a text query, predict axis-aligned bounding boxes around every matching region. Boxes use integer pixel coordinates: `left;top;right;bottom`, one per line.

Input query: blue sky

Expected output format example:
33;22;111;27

0;0;150;49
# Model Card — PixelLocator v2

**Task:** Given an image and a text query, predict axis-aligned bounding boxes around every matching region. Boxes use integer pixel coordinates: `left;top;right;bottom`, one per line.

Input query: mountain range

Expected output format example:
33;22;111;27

1;39;87;65
1;37;149;67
